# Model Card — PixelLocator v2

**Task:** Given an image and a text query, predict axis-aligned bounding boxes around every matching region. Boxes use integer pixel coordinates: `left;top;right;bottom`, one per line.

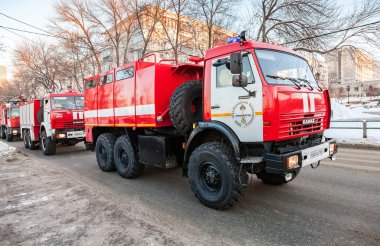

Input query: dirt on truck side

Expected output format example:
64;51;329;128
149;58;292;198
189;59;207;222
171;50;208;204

0;142;228;246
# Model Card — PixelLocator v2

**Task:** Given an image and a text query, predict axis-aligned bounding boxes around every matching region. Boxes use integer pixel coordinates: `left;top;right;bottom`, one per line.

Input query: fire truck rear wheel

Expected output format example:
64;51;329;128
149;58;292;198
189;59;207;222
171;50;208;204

188;142;246;210
23;130;30;149
95;133;116;172
169;80;203;135
41;130;56;155
114;135;145;179
256;169;299;185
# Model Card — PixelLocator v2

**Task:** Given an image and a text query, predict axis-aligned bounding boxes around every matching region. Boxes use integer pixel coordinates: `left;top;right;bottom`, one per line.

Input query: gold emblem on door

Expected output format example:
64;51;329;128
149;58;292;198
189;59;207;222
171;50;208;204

232;102;254;127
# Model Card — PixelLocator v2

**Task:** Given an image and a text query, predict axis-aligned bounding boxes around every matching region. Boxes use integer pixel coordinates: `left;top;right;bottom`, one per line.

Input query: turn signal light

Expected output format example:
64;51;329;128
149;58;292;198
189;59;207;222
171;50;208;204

287;155;299;169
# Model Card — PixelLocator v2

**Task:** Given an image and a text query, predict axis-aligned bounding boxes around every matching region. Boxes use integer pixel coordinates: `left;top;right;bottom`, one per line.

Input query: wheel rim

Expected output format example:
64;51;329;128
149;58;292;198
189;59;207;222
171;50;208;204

99;144;108;163
199;162;222;193
118;147;129;168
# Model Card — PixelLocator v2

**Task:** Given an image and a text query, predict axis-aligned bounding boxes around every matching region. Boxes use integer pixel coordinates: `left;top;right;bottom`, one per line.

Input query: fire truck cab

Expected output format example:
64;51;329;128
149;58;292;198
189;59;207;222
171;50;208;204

84;36;337;210
0;100;21;142
20;89;86;155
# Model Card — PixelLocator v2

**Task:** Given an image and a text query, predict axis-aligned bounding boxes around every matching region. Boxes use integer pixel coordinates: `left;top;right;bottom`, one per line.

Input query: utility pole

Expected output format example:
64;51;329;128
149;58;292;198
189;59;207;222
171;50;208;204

347;85;350;104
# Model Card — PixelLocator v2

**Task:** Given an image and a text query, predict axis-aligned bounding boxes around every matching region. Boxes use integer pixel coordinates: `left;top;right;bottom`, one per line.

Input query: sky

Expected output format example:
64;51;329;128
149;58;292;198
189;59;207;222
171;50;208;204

0;0;378;80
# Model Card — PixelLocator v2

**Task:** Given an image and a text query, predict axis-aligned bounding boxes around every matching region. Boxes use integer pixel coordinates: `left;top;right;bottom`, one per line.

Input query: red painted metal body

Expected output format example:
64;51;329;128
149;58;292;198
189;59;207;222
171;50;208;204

85;41;331;144
0;104;20;128
203;41;331;142
84;54;203;142
20;100;42;141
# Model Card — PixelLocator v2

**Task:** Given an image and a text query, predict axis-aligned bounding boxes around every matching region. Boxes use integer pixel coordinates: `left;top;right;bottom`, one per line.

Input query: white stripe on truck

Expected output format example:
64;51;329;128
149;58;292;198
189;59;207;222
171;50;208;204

84;104;155;119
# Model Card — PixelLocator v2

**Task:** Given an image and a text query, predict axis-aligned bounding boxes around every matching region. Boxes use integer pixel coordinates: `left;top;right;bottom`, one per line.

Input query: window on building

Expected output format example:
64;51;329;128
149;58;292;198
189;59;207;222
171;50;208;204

354;87;359;92
99;73;114;85
116;67;134;81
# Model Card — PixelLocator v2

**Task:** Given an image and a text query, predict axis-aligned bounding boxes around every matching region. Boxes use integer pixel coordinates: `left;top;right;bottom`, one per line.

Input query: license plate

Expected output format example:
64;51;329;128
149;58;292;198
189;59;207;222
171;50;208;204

311;149;324;159
67;131;85;138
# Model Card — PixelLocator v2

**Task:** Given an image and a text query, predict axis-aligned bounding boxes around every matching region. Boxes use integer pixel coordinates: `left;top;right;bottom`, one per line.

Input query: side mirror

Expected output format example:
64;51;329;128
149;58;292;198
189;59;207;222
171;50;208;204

232;74;248;88
230;52;242;74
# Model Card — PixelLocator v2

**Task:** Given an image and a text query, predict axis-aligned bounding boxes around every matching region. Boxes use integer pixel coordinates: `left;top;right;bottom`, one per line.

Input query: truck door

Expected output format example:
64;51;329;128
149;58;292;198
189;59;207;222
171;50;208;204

210;52;263;142
43;98;51;133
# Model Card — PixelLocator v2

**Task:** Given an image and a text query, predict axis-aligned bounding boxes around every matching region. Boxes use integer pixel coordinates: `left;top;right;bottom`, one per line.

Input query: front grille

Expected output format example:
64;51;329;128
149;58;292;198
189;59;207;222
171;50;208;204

279;112;325;139
55;121;84;129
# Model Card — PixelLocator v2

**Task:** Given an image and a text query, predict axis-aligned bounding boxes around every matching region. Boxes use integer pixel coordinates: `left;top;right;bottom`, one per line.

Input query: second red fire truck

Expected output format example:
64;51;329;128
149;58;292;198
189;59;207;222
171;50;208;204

20;89;86;155
84;35;337;209
0;99;21;142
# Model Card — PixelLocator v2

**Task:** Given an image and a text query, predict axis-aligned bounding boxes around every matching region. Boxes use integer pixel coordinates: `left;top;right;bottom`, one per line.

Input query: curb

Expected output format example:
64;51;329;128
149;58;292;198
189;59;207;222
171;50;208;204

338;143;380;150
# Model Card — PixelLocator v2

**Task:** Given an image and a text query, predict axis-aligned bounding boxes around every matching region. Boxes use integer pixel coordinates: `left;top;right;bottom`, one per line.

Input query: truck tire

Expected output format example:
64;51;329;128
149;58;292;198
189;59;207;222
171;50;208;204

23;130;30;148
169;80;202;135
41;130;56;155
95;133;116;172
85;142;93;150
114;135;145;179
5;129;13;142
0;128;5;139
188;142;246;210
256;169;299;185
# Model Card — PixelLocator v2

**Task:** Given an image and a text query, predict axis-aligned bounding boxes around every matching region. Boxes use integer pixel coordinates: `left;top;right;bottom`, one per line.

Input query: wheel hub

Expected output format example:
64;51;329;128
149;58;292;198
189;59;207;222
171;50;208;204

200;163;221;192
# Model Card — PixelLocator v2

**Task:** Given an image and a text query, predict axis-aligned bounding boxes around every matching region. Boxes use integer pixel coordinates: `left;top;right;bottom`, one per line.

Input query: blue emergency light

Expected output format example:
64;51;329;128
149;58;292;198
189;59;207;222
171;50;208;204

227;31;247;44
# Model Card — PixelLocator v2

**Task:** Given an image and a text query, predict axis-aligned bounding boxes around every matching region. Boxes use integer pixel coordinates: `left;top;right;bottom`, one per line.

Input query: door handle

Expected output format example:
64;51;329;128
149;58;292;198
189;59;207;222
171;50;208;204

211;105;220;109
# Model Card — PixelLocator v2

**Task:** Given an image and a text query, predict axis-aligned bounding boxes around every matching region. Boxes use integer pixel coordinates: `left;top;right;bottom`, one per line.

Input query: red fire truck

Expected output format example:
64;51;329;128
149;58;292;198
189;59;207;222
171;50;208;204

84;36;337;209
20;89;86;155
0;100;21;142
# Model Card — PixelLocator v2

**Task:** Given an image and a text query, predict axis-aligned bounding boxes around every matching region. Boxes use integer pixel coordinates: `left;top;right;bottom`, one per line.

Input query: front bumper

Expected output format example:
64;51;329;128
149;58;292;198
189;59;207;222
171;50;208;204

9;127;20;136
265;140;337;174
52;128;85;140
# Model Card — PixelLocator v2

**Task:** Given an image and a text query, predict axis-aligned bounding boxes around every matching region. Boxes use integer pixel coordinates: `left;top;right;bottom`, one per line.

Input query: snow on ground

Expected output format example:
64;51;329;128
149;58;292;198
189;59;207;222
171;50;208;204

0;141;16;157
326;99;380;145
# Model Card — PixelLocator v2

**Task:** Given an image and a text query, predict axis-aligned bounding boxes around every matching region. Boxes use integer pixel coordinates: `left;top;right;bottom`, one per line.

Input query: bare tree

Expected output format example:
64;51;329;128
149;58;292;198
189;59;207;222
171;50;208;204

52;0;103;73
132;0;169;57
13;41;70;97
246;0;380;54
191;0;236;50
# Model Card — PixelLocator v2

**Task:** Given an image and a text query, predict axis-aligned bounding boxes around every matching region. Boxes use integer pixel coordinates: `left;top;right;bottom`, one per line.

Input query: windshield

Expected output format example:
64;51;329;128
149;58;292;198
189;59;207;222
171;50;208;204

10;108;20;118
51;96;84;110
255;49;317;86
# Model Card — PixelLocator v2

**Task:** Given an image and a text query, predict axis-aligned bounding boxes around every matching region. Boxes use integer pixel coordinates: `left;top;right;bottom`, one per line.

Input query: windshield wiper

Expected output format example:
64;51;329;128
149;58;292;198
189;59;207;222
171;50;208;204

296;78;314;90
297;78;323;91
266;75;301;89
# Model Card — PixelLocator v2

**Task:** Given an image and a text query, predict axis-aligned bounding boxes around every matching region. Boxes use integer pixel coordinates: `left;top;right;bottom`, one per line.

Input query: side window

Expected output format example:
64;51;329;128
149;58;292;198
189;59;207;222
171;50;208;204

85;79;96;89
215;55;255;88
116;67;134;81
44;99;49;111
99;73;114;85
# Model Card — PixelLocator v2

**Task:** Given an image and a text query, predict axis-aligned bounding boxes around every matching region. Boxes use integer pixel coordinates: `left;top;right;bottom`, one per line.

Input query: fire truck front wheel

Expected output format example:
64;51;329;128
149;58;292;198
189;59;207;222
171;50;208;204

114;135;145;179
188;142;246;210
41;130;56;155
0;128;5;139
95;133;116;172
23;130;30;148
5;129;13;142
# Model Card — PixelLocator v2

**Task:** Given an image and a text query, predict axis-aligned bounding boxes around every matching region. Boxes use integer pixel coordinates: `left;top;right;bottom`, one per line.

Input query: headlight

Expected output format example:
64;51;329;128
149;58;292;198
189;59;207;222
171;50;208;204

56;133;66;139
12;130;18;134
287;155;299;169
329;143;337;154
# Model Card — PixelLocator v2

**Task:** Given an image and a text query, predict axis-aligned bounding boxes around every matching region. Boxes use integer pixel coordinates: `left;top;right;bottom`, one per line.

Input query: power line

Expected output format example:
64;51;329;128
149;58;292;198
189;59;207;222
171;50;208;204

0;26;39;44
0;12;54;36
281;20;380;45
0;25;57;38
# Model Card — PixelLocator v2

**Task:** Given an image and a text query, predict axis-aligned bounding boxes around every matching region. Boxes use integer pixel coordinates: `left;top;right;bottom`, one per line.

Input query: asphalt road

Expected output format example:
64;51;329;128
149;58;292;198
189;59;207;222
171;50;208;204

2;140;380;246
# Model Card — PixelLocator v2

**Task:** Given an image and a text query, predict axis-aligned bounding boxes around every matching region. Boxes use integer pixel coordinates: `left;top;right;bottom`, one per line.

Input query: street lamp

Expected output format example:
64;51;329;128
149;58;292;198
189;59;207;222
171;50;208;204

346;85;350;104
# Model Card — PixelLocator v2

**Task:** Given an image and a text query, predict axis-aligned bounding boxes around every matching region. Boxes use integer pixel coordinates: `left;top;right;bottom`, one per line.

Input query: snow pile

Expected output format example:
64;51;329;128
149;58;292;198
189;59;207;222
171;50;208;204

0;141;16;157
330;100;376;120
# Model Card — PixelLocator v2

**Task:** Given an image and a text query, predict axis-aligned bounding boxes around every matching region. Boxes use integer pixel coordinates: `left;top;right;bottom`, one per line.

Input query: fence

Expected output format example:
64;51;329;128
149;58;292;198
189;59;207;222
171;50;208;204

330;120;380;138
